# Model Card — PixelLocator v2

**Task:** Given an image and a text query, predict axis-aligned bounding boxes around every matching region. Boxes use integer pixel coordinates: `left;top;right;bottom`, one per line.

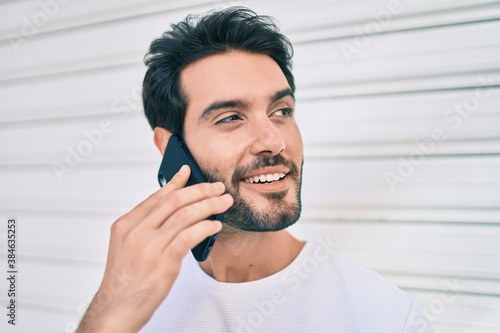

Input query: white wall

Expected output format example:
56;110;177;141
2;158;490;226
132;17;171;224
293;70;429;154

0;0;499;332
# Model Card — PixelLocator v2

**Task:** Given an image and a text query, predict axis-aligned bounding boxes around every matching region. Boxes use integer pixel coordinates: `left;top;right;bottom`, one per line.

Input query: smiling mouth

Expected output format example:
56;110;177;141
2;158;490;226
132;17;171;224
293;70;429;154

243;172;287;184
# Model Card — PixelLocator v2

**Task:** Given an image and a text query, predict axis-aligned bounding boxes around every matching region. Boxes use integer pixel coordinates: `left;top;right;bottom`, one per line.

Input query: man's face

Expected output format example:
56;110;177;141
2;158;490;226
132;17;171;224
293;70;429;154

181;50;303;233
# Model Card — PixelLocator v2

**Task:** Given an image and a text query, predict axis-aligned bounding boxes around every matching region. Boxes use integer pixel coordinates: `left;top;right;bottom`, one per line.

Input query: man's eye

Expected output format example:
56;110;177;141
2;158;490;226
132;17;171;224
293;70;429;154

215;114;241;124
273;108;294;117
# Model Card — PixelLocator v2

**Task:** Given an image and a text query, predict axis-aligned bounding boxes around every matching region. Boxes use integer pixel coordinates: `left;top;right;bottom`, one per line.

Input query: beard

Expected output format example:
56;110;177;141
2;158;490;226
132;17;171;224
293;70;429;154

201;155;303;233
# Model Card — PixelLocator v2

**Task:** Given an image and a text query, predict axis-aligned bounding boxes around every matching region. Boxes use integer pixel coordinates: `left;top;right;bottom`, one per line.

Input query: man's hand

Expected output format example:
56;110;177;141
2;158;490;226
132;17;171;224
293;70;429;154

76;165;233;333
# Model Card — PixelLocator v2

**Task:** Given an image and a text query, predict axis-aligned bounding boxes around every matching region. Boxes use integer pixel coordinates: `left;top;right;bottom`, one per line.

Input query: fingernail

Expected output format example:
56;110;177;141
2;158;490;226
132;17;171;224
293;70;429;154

212;182;225;191
221;193;233;202
178;165;188;175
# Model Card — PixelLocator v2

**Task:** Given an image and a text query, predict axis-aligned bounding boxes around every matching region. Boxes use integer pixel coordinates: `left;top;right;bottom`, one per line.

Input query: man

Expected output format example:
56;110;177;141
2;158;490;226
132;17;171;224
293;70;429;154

77;7;433;333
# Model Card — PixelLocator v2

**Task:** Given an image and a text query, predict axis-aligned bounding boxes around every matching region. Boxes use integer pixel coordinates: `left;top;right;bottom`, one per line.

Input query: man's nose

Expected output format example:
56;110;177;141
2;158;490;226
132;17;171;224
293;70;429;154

249;120;286;156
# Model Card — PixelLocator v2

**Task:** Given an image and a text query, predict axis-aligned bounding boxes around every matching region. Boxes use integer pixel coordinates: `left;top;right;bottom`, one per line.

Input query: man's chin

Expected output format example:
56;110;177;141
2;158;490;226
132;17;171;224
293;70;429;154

221;195;301;233
222;218;299;233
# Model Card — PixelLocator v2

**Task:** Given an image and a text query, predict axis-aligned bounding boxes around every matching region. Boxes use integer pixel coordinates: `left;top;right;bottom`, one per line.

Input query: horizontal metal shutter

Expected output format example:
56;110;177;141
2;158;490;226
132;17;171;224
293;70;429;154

0;0;499;331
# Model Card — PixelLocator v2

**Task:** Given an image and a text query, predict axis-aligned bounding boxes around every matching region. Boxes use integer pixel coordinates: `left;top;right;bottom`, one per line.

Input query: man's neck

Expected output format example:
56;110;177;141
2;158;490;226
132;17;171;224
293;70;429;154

198;229;304;283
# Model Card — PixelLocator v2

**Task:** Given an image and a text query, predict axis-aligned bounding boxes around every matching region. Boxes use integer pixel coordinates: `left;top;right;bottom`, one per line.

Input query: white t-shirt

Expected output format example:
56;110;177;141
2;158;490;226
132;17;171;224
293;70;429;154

140;239;434;332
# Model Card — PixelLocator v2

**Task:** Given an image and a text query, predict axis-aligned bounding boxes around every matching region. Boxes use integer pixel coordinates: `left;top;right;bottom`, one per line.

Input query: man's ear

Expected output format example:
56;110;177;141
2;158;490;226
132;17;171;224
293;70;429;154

153;127;173;155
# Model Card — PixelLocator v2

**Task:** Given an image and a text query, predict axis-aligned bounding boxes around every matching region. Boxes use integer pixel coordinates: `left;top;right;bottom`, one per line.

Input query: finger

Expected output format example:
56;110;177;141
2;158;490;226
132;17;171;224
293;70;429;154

162;219;223;261
164;164;190;188
131;164;191;214
140;181;227;229
156;193;232;238
113;165;192;232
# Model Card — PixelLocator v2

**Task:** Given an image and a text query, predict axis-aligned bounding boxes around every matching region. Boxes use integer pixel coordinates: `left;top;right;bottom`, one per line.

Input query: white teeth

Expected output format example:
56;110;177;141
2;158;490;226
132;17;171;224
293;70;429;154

243;172;287;183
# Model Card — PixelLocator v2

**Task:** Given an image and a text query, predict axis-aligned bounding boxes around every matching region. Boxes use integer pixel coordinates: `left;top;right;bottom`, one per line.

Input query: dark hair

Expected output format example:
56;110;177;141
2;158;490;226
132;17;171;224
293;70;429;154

142;6;295;134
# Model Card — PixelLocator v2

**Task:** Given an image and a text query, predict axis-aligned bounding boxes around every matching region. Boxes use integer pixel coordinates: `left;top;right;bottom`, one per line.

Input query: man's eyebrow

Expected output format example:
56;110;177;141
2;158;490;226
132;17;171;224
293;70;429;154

199;99;248;122
198;88;294;123
270;88;295;104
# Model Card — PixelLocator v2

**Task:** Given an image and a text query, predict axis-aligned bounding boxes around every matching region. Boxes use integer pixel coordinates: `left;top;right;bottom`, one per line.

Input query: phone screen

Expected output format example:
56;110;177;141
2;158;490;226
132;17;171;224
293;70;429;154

158;134;223;262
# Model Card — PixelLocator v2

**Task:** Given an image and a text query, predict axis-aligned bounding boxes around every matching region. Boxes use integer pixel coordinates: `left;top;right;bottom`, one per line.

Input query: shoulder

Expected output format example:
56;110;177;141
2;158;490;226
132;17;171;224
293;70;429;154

301;240;433;332
329;253;407;299
300;240;410;303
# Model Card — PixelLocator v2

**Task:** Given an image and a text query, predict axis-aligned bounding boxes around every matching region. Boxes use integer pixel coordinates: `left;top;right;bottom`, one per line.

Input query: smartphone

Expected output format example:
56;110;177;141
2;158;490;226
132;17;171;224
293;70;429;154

158;134;223;262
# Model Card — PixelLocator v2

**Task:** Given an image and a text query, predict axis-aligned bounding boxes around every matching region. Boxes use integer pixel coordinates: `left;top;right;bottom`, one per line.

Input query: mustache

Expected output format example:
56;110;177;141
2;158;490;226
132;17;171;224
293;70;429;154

231;154;299;187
